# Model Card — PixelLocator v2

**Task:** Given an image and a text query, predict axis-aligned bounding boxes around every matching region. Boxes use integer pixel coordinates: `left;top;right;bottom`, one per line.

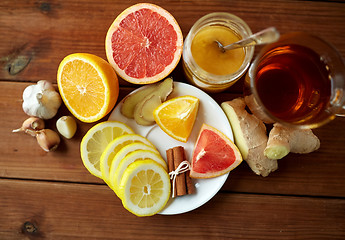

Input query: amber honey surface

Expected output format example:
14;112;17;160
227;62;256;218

191;25;245;75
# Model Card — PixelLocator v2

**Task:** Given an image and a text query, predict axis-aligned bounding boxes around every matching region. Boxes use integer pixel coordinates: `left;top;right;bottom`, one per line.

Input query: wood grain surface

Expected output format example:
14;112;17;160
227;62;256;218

1;0;345;239
1;179;344;239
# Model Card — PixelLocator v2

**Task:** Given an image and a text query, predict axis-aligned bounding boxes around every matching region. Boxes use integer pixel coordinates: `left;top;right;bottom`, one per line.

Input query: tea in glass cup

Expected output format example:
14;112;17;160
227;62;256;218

244;32;345;129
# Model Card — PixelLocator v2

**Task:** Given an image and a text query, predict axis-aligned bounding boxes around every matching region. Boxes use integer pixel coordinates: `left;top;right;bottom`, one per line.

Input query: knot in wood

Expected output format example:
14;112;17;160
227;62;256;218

23;221;38;233
39;2;51;13
7;55;31;75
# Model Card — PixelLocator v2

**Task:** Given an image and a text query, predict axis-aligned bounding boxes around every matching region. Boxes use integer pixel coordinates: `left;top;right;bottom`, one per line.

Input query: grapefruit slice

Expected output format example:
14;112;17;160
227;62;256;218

190;124;243;179
105;3;183;84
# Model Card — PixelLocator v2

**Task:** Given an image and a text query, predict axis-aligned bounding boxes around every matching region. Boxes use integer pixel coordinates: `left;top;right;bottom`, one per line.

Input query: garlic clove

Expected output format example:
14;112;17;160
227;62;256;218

25;129;38;137
36;129;60;152
12;117;45;136
56;116;77;139
30;117;45;130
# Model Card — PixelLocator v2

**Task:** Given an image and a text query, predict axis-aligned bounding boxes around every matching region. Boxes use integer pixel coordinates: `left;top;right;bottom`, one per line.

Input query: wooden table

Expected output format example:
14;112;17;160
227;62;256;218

1;0;345;239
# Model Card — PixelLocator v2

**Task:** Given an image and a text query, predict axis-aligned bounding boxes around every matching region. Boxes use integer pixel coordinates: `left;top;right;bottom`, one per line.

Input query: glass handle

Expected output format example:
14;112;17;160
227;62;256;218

333;89;345;117
335;106;345;117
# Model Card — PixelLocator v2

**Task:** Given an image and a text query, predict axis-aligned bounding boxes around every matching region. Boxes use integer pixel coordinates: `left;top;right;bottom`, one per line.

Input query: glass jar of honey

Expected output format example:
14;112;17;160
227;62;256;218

182;13;254;93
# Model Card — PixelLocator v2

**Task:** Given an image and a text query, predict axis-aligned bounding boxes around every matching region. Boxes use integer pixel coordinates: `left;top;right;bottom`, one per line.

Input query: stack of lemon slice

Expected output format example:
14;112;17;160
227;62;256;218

80;121;170;216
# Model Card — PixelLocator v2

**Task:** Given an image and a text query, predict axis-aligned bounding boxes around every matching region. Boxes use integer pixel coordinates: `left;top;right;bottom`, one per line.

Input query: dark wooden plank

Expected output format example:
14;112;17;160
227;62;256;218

0;0;344;92
0;179;344;239
2;81;345;198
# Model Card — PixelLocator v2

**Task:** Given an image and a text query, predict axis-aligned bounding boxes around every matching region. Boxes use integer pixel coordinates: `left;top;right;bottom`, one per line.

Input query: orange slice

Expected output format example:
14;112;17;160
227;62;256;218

190;124;243;179
105;3;183;84
57;53;119;123
153;95;199;142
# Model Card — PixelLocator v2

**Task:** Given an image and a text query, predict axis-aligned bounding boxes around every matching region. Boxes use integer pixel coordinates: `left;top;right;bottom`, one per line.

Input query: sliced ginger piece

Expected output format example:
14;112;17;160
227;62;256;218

138;95;162;123
133;77;174;125
121;86;156;119
121;77;173;120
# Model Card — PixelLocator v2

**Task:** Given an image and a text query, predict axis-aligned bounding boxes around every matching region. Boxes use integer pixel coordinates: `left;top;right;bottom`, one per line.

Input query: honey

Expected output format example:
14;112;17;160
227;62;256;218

191;25;245;75
182;13;254;93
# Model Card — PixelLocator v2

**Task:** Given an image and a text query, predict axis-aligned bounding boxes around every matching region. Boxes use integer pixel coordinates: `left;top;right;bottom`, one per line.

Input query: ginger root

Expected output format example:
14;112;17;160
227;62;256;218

221;98;278;177
244;94;274;124
222;97;321;177
264;123;320;160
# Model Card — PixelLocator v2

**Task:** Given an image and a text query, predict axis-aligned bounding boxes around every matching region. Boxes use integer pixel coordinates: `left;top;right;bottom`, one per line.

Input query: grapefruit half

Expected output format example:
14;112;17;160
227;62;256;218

105;3;183;84
190;124;243;179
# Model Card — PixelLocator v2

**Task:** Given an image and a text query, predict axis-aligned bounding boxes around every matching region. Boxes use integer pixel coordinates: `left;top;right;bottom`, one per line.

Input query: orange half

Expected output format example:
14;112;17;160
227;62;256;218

57;53;119;123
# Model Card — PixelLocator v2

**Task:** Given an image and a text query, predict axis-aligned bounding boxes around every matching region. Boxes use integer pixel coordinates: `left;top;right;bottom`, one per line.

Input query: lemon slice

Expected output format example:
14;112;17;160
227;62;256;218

120;159;170;216
112;149;167;197
108;142;159;189
80;121;134;178
153;95;199;142
100;134;155;185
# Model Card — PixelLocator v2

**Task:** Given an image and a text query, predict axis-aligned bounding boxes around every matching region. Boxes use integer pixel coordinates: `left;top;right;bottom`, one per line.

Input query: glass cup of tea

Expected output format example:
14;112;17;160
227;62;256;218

244;32;345;129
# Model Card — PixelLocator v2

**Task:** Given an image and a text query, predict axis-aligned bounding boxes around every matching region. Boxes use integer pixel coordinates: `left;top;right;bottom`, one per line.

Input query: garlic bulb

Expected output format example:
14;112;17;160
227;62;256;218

22;80;62;119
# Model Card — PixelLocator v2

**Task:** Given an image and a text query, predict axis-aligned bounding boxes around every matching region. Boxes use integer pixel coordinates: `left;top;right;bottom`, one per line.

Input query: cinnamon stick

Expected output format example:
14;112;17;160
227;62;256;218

184;150;195;194
167;146;195;197
173;146;187;196
166;148;176;197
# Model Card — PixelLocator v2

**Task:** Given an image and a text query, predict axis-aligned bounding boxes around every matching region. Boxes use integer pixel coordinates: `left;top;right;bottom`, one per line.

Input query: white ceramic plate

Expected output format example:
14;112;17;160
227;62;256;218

108;82;233;215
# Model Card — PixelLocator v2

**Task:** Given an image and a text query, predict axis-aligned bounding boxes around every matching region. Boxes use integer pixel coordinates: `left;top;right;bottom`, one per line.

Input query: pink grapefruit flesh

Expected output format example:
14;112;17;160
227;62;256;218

190;124;243;179
105;3;183;84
